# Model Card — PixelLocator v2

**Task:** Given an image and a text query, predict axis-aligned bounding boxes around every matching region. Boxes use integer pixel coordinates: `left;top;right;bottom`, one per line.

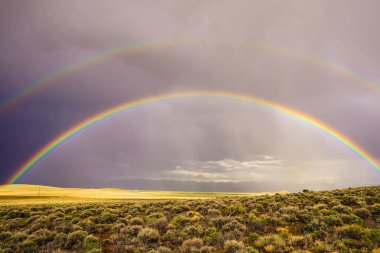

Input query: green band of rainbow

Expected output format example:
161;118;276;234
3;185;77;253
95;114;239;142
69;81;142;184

1;39;379;114
265;44;380;91
7;90;380;184
0;38;181;113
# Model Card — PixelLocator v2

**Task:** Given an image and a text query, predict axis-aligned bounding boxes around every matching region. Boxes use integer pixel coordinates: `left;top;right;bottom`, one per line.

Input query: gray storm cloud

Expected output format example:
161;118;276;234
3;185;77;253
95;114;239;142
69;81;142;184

1;0;380;191
19;99;380;191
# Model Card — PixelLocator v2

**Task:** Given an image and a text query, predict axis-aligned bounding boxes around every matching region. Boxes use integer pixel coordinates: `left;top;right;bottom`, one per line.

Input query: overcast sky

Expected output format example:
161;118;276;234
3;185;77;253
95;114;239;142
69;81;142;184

1;0;380;192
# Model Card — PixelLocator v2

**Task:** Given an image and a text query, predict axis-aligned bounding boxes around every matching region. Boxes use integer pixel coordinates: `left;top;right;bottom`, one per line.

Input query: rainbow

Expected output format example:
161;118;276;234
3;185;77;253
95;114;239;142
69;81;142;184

7;90;380;184
1;39;379;114
0;38;188;113
265;44;380;91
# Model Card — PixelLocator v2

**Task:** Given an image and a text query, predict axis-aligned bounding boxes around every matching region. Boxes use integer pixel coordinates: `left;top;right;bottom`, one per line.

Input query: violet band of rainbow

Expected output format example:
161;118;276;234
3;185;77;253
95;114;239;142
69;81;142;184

7;90;380;184
1;39;379;114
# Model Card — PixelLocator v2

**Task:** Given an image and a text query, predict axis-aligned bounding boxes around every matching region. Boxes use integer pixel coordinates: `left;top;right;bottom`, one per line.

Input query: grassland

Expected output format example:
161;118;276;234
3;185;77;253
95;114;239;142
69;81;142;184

0;185;284;205
0;185;379;252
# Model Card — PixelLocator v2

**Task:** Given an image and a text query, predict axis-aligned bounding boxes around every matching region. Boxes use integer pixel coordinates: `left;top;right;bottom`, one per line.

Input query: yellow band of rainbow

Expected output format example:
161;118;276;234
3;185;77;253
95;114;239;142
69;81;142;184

1;38;379;114
7;90;380;184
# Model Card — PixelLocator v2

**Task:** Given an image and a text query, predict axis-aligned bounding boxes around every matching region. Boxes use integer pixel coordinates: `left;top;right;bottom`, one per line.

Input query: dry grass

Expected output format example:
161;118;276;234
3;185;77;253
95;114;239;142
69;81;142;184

0;184;287;205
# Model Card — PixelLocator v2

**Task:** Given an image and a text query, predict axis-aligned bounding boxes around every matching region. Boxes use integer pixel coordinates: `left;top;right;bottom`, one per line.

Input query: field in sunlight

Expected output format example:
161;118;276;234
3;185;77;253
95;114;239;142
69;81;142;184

0;184;284;205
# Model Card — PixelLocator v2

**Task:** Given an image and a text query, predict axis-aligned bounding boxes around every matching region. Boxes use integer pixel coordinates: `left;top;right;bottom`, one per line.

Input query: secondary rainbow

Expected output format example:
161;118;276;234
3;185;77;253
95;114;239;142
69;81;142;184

1;39;379;114
0;38;185;113
265;43;380;91
7;90;380;184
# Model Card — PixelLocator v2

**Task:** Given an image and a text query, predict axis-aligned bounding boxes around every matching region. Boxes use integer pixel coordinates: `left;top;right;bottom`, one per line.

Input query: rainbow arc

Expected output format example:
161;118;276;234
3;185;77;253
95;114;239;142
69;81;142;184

7;91;380;184
1;39;379;114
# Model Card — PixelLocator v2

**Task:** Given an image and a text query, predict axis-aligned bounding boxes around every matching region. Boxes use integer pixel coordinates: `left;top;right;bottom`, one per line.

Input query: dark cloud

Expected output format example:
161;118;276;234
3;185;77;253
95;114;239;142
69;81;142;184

1;0;380;191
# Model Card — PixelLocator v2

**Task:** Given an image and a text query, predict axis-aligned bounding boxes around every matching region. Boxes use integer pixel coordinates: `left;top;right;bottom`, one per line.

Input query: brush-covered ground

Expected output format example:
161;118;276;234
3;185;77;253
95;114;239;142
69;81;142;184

0;185;379;253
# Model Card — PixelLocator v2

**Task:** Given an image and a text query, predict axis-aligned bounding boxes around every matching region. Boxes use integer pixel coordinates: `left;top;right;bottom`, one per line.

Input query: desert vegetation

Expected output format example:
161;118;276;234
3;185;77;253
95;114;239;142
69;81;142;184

0;186;379;252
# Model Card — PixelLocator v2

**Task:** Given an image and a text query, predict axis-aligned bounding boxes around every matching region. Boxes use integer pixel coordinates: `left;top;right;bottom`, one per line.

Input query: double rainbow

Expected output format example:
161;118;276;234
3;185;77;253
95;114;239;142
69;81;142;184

7;91;380;184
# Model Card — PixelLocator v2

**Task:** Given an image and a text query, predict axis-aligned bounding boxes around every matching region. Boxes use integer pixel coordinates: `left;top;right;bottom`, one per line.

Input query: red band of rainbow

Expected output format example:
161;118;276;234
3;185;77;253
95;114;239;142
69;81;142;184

1;39;379;114
7;90;380;184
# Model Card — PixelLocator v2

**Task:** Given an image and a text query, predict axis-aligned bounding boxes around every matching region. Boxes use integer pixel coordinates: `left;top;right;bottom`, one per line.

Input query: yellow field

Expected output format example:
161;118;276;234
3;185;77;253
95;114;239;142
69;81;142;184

0;184;287;205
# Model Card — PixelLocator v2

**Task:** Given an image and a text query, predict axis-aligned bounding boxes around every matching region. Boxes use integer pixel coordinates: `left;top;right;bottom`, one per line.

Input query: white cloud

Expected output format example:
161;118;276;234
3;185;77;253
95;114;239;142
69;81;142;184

205;158;283;171
166;168;227;179
162;168;236;183
158;156;283;183
149;157;380;187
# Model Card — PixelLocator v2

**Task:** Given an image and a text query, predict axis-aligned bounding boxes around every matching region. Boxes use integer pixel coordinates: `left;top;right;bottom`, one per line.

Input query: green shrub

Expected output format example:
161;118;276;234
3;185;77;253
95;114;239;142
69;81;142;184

130;217;144;226
0;232;12;241
151;217;168;233
7;210;29;219
355;208;371;219
87;249;102;253
304;219;326;233
255;234;285;250
182;225;204;238
364;229;380;249
289;235;312;248
20;239;38;253
223;240;244;253
324;215;343;226
29;228;54;246
128;225;143;237
71;217;80;224
52;232;67;248
111;222;126;233
311;229;328;240
227;204;245;216
337;225;365;240
339;213;362;224
100;212;118;224
84;235;101;252
66;230;88;249
119;217;129;225
10;232;27;244
157;246;172;253
200;246;215;253
146;213;165;223
260;214;281;228
341;196;361;207
248;232;260;243
207;209;221;217
0;248;13;253
172;205;190;214
209;217;234;229
222;220;246;233
333;205;352;214
171;215;190;227
370;204;380;215
247;213;263;231
181;238;203;253
163;229;183;246
204;227;222;246
80;210;95;219
138;228;160;245
246;246;260;253
311;240;333;252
